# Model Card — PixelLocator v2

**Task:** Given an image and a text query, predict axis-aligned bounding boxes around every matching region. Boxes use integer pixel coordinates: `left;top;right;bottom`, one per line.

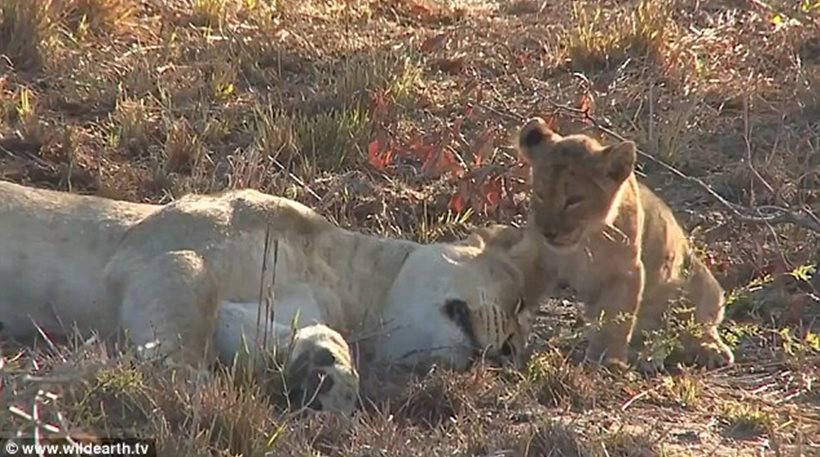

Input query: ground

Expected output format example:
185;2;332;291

0;0;818;455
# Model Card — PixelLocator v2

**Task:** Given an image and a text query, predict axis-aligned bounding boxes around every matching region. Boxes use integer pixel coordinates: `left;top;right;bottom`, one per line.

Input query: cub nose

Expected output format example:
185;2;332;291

541;228;557;240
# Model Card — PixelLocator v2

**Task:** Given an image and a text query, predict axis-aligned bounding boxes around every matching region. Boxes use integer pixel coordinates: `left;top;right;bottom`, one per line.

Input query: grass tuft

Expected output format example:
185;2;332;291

57;0;134;37
164;118;205;174
0;0;54;72
567;0;671;71
524;350;600;410
191;0;231;28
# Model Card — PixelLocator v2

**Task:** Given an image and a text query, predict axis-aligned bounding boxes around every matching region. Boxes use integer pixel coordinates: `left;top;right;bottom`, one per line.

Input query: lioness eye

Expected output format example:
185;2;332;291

501;337;514;357
564;195;584;208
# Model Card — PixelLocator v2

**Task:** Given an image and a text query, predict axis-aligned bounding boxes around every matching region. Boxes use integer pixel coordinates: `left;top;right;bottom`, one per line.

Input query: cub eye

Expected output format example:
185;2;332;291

564;195;584;208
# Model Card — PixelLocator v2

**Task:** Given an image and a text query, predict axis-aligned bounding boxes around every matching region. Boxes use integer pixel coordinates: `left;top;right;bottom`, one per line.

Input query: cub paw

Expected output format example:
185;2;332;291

584;347;630;373
684;340;735;370
284;325;359;416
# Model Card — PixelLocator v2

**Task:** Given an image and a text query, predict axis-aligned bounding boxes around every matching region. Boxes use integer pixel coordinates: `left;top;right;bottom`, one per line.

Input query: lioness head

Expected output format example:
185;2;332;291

518;117;637;249
375;225;545;372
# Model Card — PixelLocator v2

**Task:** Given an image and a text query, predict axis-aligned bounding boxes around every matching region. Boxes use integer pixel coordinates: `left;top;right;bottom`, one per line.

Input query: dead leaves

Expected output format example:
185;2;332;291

421;32;450;53
373;0;465;26
366;112;529;217
431;56;466;75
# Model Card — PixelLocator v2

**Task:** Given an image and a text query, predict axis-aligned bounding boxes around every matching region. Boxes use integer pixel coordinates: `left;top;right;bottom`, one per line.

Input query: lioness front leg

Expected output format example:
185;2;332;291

214;297;360;416
114;250;220;369
585;263;645;369
285;325;359;416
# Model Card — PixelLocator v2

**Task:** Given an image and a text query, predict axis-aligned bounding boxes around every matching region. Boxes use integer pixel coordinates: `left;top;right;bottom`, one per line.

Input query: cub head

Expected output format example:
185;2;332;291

518;117;637;249
376;225;547;372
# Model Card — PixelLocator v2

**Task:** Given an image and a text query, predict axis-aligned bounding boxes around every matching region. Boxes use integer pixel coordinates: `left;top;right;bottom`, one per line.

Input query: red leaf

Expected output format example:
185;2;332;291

422;147;464;178
370;89;390;118
472;126;495;168
482;177;503;212
578;93;594;115
419;144;438;173
367;139;383;169
449;191;466;213
367;138;392;171
440;149;465;177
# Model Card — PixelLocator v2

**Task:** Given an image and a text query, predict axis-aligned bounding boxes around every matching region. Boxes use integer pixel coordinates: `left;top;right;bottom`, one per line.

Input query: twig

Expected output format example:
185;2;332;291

548;103;820;234
476;102;525;122
271;157;322;202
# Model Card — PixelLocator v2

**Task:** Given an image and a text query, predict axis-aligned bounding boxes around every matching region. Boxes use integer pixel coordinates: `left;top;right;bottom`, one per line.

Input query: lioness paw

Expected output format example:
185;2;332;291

285;325;359;416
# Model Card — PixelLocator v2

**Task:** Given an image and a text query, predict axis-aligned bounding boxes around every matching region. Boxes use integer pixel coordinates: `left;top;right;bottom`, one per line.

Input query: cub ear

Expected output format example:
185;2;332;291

601;140;637;183
518;117;560;162
473;224;524;252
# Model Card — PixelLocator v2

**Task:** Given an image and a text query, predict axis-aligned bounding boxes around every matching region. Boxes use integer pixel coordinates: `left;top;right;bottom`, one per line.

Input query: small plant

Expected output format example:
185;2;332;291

720;402;776;438
209;61;238;102
778;327;820;358
15;86;36;124
721;322;760;350
96;366;146;394
660;373;701;409
111;96;154;154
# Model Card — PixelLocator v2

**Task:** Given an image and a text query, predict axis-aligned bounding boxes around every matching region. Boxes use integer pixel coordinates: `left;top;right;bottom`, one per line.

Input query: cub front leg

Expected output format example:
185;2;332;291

585;262;645;369
112;250;220;369
678;257;734;369
285;325;359;416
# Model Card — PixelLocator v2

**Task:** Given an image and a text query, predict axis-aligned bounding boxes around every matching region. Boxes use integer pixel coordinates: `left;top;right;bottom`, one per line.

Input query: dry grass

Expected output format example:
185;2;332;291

566;0;672;72
1;0;820;455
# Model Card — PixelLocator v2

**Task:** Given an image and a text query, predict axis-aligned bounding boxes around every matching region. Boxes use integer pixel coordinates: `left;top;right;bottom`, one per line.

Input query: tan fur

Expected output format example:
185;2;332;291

518;118;734;371
0;180;551;415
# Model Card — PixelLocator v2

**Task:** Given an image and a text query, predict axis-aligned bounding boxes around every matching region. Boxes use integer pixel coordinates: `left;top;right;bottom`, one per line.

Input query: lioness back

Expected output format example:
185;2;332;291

0;180;158;338
517;118;734;370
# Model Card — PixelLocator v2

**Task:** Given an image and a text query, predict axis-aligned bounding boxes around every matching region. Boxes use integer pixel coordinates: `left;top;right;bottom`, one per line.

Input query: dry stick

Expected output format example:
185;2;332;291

548;101;820;233
743;97;791;268
255;224;274;370
263;239;280;356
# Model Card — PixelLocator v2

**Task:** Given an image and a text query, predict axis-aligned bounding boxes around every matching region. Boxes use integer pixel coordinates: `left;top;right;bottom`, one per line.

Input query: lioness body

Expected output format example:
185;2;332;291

0;179;549;414
518;118;733;370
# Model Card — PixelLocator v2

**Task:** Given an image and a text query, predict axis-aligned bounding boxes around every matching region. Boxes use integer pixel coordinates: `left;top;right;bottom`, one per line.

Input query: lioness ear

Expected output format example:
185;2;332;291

518;117;560;163
602;140;637;183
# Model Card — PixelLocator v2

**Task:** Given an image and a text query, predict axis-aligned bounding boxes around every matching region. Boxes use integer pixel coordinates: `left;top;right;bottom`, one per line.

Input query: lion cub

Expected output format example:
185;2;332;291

518;117;734;371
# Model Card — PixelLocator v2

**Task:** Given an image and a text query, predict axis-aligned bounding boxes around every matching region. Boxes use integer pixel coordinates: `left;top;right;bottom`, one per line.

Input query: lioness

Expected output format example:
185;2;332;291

517;118;734;371
0;180;550;415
